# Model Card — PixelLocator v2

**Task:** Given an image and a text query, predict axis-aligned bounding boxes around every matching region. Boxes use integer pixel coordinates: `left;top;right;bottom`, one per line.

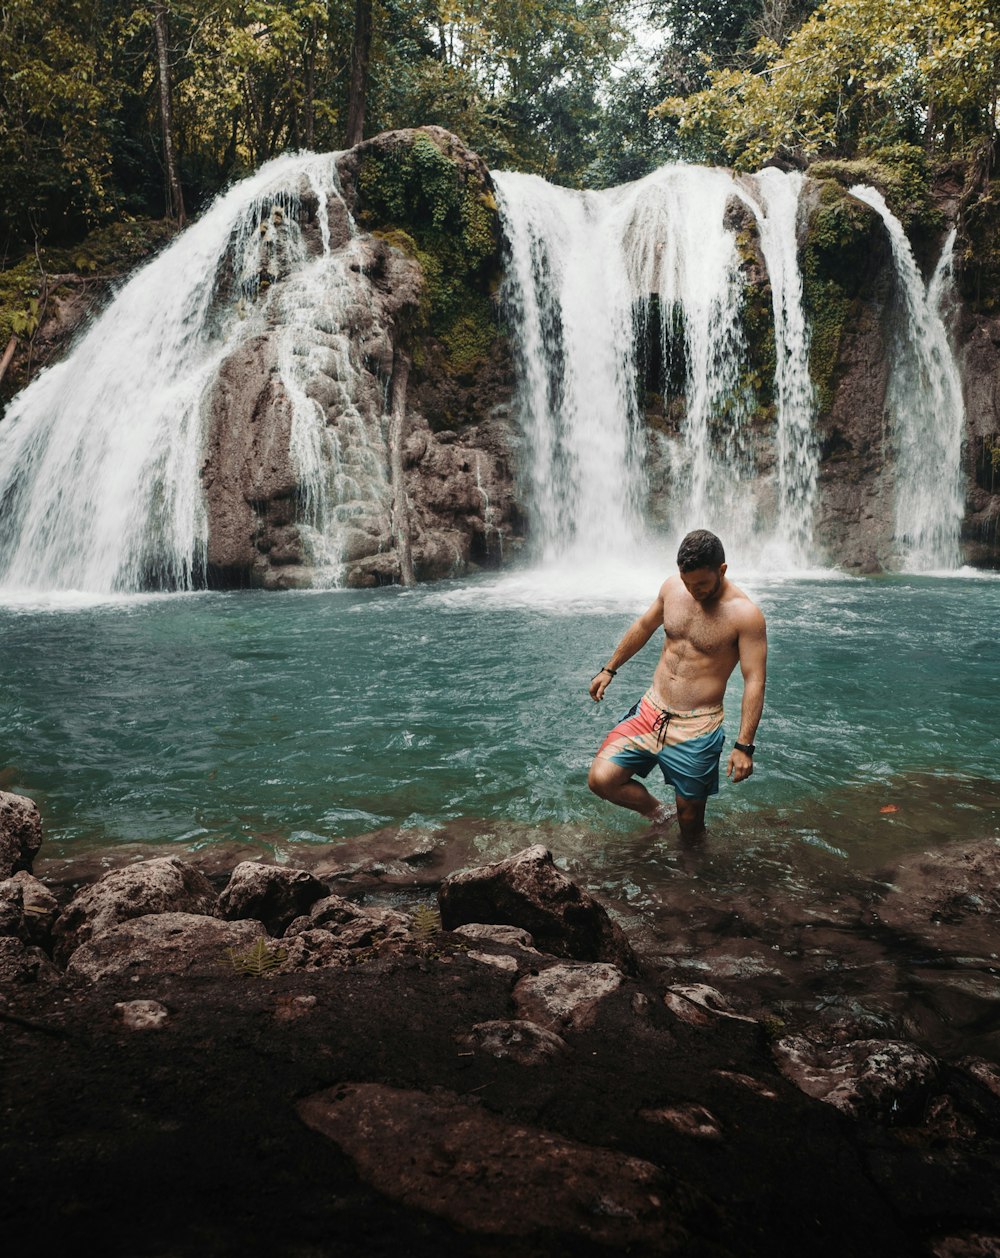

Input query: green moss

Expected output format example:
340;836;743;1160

355;130;502;391
958;178;1000;313
809;143;941;237
801;181;885;415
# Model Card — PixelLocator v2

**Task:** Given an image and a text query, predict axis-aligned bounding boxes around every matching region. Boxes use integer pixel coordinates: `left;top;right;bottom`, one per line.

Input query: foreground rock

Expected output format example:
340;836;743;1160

439;844;638;972
0;871;59;946
52;857;218;963
0;791;43;878
217;862;328;935
66;912;265;981
298;1082;693;1251
773;1035;940;1120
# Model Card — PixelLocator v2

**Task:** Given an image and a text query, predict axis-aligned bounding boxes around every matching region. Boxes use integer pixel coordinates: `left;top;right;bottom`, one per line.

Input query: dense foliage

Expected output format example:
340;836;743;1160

0;0;997;263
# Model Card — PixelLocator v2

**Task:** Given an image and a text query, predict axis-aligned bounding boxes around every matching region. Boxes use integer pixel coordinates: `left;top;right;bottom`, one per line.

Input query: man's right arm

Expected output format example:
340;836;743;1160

589;591;664;702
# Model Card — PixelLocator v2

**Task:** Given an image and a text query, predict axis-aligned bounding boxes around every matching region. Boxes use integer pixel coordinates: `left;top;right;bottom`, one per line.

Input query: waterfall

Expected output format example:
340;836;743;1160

849;186;965;571
739;169;818;564
0;152;376;594
494;171;648;562
495;163;818;567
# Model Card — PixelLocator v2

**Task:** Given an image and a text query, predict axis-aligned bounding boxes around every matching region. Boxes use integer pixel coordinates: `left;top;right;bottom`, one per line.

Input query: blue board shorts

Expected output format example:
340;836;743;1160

596;690;726;801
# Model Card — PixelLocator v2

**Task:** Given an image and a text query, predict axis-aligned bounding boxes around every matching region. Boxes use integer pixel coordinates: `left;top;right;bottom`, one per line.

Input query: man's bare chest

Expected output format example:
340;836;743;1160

662;606;737;657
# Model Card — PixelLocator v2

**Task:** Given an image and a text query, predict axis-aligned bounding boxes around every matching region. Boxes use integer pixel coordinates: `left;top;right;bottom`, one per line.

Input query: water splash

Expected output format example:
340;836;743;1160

849;186;965;571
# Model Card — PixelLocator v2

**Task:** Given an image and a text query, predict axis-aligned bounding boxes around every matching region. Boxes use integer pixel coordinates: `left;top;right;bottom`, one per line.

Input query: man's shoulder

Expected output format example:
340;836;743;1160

725;582;766;628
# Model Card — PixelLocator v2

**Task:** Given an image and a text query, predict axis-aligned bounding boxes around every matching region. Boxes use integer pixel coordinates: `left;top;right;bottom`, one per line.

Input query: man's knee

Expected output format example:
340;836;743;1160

588;758;618;798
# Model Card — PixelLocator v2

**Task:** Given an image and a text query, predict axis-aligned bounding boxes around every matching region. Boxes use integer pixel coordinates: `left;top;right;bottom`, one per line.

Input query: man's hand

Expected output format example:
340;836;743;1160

589;671;613;702
726;748;754;783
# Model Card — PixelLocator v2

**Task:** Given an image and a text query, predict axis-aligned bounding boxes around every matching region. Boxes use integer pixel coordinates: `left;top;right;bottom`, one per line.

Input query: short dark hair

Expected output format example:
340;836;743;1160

676;529;725;572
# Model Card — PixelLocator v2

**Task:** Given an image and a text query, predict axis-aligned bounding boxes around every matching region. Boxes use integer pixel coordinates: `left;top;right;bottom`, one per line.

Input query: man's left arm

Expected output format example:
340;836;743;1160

726;608;767;784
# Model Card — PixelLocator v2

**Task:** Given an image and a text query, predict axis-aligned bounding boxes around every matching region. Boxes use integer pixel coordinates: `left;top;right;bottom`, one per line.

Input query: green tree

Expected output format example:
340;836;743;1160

656;0;1000;167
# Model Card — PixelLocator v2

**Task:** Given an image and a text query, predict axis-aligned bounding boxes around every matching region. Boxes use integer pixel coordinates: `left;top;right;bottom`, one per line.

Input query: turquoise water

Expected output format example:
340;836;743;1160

2;569;999;866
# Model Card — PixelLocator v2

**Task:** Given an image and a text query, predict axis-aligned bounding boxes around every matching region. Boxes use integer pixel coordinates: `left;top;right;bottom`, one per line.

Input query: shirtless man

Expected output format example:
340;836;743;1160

588;529;767;843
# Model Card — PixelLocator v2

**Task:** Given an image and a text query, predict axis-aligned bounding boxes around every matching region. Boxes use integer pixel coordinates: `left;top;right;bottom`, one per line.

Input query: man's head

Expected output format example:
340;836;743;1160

676;529;726;603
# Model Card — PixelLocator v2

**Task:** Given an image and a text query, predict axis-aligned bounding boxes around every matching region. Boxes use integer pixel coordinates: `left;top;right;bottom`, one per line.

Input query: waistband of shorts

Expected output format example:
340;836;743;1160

642;689;724;720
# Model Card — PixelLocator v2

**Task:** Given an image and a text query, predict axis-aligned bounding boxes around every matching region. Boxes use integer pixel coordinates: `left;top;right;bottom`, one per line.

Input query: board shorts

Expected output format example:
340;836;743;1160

596;690;725;801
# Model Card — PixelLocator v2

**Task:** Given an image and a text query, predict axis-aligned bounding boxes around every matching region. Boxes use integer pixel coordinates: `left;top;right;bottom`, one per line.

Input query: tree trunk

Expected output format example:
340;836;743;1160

346;0;373;148
0;335;17;388
152;2;186;227
304;16;317;149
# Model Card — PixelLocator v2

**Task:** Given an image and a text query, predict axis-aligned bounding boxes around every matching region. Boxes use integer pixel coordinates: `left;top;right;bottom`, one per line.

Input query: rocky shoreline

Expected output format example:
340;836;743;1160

2;787;1000;1256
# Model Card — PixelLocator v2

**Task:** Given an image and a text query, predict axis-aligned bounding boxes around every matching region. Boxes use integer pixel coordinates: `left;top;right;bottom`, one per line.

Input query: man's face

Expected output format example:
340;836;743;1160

680;564;725;604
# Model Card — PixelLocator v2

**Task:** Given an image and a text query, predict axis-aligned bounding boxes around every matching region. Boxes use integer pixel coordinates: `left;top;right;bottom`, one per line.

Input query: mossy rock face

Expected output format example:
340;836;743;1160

1;217;176;403
338;127;506;426
809;144;942;244
801;179;888;417
957;168;1000;314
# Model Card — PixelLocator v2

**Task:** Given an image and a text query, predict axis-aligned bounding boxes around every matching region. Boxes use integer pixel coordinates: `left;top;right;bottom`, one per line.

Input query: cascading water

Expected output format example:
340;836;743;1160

0;152;381;594
495;163;817;569
739;169;818;564
849;185;965;571
494;172;648;562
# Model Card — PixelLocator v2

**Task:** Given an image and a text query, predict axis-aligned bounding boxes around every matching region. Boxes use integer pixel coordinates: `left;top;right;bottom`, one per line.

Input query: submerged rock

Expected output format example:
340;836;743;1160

439;845;637;972
52;857;218;963
0;791;43;879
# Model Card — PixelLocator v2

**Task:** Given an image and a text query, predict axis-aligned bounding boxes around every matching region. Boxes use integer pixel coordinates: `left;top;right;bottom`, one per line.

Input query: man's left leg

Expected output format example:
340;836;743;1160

675;793;707;844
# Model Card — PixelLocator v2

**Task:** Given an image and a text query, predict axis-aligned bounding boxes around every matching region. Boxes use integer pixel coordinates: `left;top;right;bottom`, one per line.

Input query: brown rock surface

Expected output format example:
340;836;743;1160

0;791;42;878
66;911;265;981
52;856;218;963
439;844;638;972
297;1081;689;1251
217;861;328;934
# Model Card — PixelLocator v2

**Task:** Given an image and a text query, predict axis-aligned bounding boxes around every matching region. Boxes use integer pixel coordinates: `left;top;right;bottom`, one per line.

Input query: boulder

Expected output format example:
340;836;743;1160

298;1082;692;1251
513;962;624;1030
662;984;760;1028
275;928;352;972
773;1035;939;1121
66;912;265;981
115;1000;169;1030
52;857;219;963
454;923;538;951
0;791;42;878
461;1019;569;1065
284;893;409;948
0;871;58;947
438;845;637;972
217;862;328;935
0;935;61;984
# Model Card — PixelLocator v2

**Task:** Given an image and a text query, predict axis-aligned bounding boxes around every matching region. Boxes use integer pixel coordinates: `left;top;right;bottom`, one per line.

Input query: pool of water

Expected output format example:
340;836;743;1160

2;566;999;873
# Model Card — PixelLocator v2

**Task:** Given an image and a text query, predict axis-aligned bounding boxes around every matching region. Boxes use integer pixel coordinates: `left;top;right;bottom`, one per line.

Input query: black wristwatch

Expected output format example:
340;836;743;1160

734;741;755;756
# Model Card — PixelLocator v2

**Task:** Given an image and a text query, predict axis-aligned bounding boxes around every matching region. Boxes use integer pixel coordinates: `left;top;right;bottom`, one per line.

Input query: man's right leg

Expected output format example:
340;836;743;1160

588;756;670;822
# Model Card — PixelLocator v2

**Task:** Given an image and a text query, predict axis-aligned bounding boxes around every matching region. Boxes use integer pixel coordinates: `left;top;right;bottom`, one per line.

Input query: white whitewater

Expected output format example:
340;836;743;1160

0;152;369;594
849;185;965;571
494;171;647;563
495;163;817;571
740;169;818;565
